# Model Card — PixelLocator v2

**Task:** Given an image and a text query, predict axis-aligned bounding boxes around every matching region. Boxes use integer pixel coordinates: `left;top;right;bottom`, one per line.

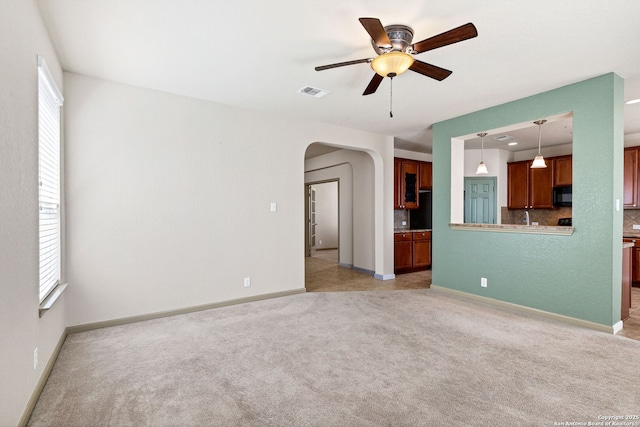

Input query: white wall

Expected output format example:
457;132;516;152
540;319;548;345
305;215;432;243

311;182;338;249
64;73;395;326
394;148;433;162
305;149;377;271
0;1;67;425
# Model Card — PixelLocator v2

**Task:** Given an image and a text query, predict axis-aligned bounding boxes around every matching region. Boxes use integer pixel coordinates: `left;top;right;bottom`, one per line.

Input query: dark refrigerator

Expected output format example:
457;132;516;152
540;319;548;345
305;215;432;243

409;190;432;230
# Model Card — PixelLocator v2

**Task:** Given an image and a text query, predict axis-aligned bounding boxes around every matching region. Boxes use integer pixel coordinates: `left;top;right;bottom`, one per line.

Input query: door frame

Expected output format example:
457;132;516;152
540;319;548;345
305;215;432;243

305;179;340;259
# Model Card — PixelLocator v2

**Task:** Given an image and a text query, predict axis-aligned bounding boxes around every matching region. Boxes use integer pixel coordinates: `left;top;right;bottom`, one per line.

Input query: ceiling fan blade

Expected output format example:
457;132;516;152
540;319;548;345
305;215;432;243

411;22;478;54
363;73;384;96
359;17;392;48
315;58;372;71
409;60;452;81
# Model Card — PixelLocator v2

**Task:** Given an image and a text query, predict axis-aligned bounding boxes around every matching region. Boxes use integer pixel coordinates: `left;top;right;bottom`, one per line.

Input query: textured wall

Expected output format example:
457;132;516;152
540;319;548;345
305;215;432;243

64;73;394;326
0;1;67;425
432;74;624;327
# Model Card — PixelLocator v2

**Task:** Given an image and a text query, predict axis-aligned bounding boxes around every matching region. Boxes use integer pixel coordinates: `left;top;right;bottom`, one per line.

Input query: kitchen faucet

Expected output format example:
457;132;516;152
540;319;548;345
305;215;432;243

524;210;530;226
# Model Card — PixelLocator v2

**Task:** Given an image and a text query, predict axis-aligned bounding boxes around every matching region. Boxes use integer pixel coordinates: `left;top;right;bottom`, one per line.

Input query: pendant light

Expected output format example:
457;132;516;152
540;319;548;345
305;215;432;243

531;119;548;168
476;132;488;175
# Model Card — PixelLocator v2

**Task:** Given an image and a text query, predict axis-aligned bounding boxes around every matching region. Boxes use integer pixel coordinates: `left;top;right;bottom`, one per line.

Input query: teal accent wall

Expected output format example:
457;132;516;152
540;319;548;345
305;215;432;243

432;73;624;327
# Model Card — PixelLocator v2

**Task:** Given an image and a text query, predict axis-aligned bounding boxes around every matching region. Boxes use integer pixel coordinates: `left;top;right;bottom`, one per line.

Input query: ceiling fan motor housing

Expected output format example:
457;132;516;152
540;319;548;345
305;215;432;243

372;25;414;54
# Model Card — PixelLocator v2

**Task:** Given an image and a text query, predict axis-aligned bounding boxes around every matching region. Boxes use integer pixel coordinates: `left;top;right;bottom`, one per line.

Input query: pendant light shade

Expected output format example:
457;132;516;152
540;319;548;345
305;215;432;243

371;52;415;77
530;119;547;169
476;132;488;175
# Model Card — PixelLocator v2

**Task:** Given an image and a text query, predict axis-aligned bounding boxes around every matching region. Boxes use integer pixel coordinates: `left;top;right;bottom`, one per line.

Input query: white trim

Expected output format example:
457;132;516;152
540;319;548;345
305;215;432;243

39;283;68;317
612;320;624;335
375;273;396;280
37;55;63;105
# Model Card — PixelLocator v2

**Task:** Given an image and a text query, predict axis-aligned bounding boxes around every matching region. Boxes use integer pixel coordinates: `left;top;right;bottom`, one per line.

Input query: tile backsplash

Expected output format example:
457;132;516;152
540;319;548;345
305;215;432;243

394;209;409;230
624;209;640;235
501;207;572;226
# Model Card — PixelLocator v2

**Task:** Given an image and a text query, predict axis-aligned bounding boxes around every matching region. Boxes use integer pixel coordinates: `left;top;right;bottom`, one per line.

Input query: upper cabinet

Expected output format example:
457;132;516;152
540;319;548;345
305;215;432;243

553;155;572;186
394;158;432;210
508;155;572;209
419;162;432;190
507;160;554;209
624;147;638;208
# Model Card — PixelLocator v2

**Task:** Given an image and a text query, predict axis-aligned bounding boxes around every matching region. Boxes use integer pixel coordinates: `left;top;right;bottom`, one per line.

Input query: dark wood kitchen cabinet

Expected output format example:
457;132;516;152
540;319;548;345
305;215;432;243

634;246;640;283
395;231;431;273
394;158;419;209
553;155;572;186
624;147;638;208
419;161;432;189
394;232;413;271
507;160;554;209
622;244;632;320
412;231;432;268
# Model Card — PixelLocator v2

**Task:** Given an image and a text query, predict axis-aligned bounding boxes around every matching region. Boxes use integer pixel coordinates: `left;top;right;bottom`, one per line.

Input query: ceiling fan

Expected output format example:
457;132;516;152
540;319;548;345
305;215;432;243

315;18;478;96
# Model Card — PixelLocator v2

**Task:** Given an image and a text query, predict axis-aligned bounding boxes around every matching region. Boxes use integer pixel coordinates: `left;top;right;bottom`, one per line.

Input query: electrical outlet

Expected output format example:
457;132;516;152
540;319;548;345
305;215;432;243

34;348;38;370
481;277;487;288
402;221;407;226
633;224;640;230
532;222;539;226
319;240;322;246
244;277;251;287
270;203;277;212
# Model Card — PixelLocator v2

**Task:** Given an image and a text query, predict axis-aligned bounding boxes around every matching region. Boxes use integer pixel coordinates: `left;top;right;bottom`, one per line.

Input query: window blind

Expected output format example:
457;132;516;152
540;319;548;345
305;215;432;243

38;56;64;302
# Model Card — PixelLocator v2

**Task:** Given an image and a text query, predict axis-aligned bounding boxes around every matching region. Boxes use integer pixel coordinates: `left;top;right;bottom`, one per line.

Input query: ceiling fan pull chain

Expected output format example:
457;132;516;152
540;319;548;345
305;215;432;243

389;76;393;118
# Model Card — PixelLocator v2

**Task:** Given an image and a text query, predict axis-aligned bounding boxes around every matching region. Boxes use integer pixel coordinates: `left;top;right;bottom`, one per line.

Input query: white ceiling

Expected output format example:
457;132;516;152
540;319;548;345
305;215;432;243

37;0;640;154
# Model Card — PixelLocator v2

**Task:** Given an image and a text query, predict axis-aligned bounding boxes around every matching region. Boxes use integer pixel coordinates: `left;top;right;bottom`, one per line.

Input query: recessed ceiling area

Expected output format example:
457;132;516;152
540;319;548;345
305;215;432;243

462;112;574;152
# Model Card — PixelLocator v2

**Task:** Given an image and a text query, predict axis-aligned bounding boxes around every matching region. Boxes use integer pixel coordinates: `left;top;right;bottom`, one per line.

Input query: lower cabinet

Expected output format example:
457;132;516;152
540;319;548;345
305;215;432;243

634;247;640;283
394;231;431;274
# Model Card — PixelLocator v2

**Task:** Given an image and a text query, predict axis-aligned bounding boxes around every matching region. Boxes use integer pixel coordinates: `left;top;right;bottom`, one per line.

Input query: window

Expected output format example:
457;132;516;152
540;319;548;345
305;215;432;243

38;56;64;302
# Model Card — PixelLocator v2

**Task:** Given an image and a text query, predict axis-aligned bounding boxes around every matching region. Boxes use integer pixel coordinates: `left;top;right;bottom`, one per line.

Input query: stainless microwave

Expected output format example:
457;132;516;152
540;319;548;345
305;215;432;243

553;185;572;207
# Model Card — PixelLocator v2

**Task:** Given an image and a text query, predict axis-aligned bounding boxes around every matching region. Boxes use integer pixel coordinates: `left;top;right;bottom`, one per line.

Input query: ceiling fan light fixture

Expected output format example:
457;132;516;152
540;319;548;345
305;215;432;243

371;52;414;77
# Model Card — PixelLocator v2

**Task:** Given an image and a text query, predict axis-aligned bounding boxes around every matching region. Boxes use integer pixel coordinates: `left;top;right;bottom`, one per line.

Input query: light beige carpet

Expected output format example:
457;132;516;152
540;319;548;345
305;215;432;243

28;289;640;426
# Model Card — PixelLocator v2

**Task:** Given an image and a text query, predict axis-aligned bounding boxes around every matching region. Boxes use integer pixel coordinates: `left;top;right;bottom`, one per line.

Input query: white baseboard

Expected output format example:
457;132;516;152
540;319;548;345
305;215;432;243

67;288;306;334
612;320;624;334
19;331;67;427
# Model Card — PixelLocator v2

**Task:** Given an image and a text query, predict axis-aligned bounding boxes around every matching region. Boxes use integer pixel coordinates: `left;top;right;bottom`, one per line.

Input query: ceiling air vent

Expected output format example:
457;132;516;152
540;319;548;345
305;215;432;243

493;135;514;142
298;86;330;98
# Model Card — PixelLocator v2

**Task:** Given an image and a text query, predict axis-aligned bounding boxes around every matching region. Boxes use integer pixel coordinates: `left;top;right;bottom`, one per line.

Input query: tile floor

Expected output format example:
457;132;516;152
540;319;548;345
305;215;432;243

619;286;640;341
305;249;640;342
305;249;430;292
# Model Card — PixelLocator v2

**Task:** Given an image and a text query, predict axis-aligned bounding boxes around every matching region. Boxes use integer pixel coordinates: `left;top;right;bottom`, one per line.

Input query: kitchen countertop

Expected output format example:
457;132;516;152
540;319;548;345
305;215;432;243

449;223;574;235
394;229;431;233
